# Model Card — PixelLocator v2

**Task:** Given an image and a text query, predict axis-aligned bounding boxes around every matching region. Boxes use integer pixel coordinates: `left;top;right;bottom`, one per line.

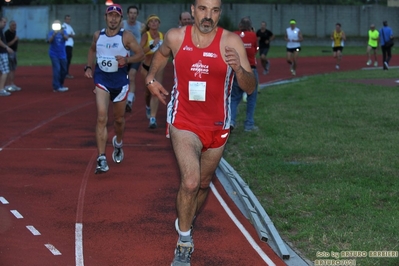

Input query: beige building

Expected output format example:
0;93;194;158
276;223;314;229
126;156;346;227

388;0;399;7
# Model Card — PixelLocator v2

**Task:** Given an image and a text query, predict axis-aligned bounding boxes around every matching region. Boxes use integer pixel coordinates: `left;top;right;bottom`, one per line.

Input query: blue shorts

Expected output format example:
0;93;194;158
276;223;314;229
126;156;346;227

95;83;129;102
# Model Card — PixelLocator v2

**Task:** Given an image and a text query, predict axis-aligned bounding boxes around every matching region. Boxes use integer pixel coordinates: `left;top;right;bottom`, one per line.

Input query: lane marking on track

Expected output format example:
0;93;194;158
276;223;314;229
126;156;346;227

0;196;9;204
75;152;96;266
45;244;62;255
73;110;147;266
26;225;41;236
10;210;23;219
210;182;276;266
75;223;84;266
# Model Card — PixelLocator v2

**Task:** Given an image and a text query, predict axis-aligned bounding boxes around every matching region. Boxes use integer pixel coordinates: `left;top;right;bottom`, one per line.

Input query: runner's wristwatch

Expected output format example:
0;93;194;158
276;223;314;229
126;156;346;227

84;66;92;72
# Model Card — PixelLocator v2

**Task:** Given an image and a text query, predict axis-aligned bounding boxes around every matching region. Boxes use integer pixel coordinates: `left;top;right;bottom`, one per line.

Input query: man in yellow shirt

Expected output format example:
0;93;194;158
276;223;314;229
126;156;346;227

331;23;346;70
366;24;379;67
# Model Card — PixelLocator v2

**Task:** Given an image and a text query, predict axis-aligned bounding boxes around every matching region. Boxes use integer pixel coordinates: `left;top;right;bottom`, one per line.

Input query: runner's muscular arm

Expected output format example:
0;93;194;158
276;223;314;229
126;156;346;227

224;32;256;95
121;30;144;65
85;31;99;78
145;28;181;105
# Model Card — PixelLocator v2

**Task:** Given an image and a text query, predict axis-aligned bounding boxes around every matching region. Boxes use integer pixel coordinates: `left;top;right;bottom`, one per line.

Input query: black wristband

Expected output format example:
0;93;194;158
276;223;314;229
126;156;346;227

149;44;155;49
84;66;92;72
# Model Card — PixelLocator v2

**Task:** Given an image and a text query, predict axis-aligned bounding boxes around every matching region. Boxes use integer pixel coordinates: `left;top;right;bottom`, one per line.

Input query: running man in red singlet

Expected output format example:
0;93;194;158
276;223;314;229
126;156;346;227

144;0;256;265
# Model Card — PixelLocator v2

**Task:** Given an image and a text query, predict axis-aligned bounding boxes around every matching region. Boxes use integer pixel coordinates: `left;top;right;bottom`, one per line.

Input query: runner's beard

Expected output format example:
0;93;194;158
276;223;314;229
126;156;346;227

198;18;215;33
108;20;120;31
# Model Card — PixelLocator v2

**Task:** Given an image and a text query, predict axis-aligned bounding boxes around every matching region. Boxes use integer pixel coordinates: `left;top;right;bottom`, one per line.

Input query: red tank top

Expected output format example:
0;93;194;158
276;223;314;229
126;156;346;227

167;25;234;130
234;30;257;67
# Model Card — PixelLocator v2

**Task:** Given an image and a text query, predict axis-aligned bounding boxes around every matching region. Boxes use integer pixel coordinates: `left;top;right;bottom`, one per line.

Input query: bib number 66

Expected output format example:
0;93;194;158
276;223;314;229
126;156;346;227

101;60;113;67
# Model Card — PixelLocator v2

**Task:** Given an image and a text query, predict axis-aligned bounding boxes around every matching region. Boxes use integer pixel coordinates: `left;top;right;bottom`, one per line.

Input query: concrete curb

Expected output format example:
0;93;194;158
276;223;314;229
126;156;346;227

216;158;312;266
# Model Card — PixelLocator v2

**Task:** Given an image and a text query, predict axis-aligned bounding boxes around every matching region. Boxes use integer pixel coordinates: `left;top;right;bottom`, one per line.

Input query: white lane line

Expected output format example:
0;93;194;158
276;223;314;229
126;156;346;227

26;225;41;236
75;223;84;266
0;196;9;204
75;152;96;266
210;182;276;266
10;210;23;219
45;244;62;255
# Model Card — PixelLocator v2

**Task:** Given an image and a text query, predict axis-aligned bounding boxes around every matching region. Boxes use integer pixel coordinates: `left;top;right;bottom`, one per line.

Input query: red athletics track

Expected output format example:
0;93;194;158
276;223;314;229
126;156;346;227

0;54;396;266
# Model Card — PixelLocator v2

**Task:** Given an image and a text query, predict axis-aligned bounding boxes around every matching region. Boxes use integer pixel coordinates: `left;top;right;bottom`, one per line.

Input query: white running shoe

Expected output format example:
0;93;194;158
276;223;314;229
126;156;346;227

149;117;157;129
366;60;372;66
374;61;378;67
12;85;21;91
112;135;124;164
0;89;11;96
95;155;109;174
5;86;17;92
171;219;194;266
54;87;68;92
335;65;340;70
242;92;247;103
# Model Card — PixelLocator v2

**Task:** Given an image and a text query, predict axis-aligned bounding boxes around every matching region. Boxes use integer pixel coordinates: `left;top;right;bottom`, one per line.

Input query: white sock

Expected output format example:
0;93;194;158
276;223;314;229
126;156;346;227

180;230;191;237
175;218;191;236
127;92;134;102
115;139;123;147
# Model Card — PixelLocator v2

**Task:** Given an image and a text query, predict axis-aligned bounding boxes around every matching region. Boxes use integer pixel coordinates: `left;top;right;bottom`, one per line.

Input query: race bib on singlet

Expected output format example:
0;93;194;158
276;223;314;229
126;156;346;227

97;55;119;72
189;81;206;101
149;40;163;53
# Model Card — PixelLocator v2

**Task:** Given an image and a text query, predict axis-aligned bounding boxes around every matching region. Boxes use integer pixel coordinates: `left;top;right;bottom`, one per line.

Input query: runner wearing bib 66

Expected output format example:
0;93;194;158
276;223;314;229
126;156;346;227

85;4;144;174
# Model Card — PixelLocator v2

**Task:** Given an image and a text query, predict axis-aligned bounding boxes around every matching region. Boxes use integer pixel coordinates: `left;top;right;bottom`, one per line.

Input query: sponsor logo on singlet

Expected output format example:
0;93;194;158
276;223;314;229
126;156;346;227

183;45;193;51
106;43;119;49
191;60;209;78
203;52;218;58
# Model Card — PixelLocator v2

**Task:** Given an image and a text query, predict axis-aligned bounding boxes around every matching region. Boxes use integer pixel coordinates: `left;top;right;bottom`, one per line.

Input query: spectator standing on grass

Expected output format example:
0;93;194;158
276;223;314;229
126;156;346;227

331;23;346;70
84;4;144;174
0;17;14;97
4;20;21;92
366;24;379;67
284;19;303;76
144;0;256;264
47;19;68;92
256;21;274;75
140;14;164;129
63;15;75;79
230;17;259;132
379;20;393;70
123;5;143;113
